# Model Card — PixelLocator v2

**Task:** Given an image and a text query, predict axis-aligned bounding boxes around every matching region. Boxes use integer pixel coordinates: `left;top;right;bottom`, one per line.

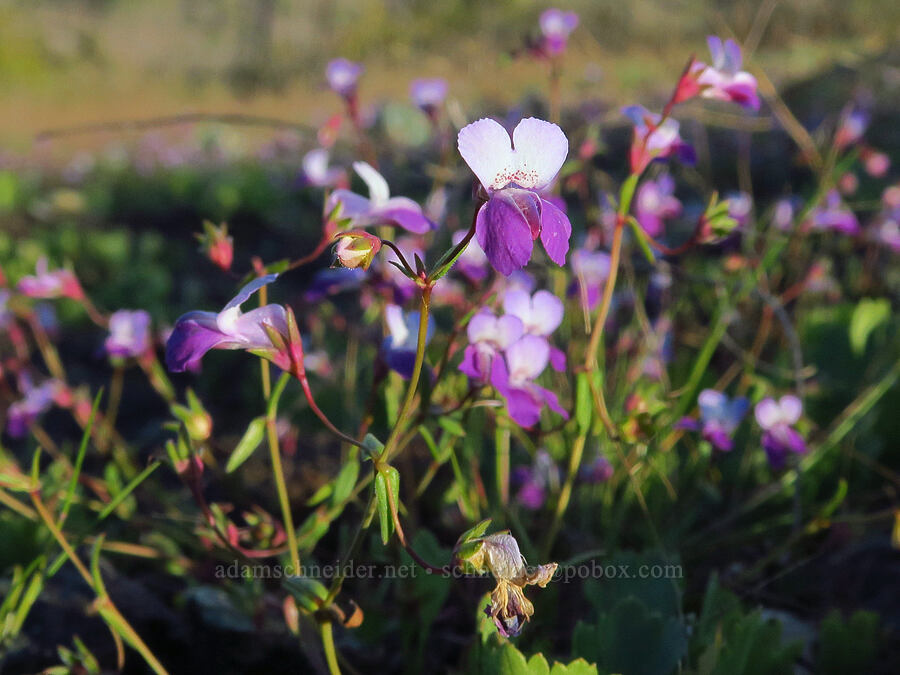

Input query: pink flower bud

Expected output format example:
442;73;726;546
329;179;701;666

334;231;382;270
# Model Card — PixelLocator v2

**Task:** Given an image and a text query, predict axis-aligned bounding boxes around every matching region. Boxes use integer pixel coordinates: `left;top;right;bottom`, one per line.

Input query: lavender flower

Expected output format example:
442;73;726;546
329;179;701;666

679;389;749;451
327;161;435;234
623;106;695;175
807;190;859;235
755;395;806;469
452;229;490;282
635;174;682;237
457;117;572;276
301;148;346;188
105;310;152;359
409;78;448;116
491;335;568;427
459;311;525;383
538;8;579;57
570;248;611;310
166;274;287;372
513;450;559;510
579;455;613;484
502;288;566;370
6;377;63;438
326;58;363;98
382;304;434;379
694;37;760;110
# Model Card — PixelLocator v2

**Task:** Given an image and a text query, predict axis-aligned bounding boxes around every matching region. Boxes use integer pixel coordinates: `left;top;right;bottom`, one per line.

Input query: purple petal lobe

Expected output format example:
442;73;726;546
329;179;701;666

539;198;572;266
165;312;227;372
476;198;535;276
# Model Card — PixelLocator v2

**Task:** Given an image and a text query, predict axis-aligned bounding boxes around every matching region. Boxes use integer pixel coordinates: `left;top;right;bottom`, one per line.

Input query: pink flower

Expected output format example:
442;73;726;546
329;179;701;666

17;258;83;300
623;106;695;175
458;117;572;275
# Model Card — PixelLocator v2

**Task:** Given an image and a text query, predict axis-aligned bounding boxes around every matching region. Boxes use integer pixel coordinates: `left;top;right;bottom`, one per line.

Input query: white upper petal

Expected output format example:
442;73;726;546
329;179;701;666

457;118;515;192
510;118;568;190
754;397;780;429
353;161;390;205
505;335;550;384
458;117;568;192
778;395;802;425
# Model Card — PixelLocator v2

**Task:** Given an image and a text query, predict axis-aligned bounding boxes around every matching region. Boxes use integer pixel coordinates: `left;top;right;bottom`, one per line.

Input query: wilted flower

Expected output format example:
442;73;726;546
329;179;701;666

807;190;859;235
693;37;760;110
755;395;806;469
538;8;579;57
678;389;749;451
326;58;363;98
382;304;434;379
333;230;382;270
459;311;524;383
457;117;572;275
17;258;83;300
166;274;289;372
327;161;435;234
410;78;448;117
491;335;568;427
635;174;682;237
623;105;695;175
454;529;557;638
301;148;346;188
105;309;152;358
6;376;64;438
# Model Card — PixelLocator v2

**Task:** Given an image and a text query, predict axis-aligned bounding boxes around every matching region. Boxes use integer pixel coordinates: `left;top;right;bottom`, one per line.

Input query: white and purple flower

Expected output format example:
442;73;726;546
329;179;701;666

301;148;346;188
105;309;152;359
755;395;806;469
326;58;363;98
491;335;569;428
807;190;859;235
6;376;64;438
570;248;611;310
410;78;448;117
457;117;572;276
459;311;525;383
693;37;760;110
327;161;435;234
165;274;288;372
17;258;83;301
382;304;434;380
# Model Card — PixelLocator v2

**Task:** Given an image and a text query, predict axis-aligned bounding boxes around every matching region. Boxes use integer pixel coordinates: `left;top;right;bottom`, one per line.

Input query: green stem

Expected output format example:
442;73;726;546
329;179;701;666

319;619;342;675
266;371;300;574
382;286;432;462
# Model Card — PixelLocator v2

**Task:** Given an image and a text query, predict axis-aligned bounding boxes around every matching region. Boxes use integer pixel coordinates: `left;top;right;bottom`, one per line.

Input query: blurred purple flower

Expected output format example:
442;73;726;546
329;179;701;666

623;105;695;174
304;268;365;303
635;174;682;237
491;335;568;427
755;395;806;469
105;309;152;359
459;311;524;383
834;108;869;150
679;389;749;451
17;258;83;300
580;455;614;484
410;78;448;116
772;197;798;232
166;274;287;372
326;58;363;98
570;248;611;310
694;37;760;110
457;117;572;275
513;450;558;510
301;148;346;188
538;8;579;56
327;161;435;234
452;229;490;282
382;304;434;380
808;190;859;235
726;191;753;228
7;376;63;438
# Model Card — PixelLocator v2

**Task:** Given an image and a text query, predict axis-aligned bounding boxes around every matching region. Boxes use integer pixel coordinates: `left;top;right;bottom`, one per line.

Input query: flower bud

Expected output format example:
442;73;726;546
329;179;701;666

197;221;234;272
333;231;382;270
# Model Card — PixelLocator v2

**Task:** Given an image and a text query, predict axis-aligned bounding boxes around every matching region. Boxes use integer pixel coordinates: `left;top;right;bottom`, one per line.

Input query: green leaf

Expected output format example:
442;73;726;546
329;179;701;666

225;416;267;473
457;518;492;545
330;452;360;506
849;298;889;356
438;416;466;437
575;372;592;435
362;433;385;459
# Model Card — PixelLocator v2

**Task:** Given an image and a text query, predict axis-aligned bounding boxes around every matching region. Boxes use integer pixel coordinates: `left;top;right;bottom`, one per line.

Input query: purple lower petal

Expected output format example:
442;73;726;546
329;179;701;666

535;384;569;420
549;346;567;372
165;312;228;372
375;204;435;234
476;198;534;277
539;198;572;266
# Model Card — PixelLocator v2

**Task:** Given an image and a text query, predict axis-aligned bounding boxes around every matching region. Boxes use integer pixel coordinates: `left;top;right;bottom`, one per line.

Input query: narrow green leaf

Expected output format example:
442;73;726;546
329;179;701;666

575;372;592;435
225;416;267;473
59;390;103;525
